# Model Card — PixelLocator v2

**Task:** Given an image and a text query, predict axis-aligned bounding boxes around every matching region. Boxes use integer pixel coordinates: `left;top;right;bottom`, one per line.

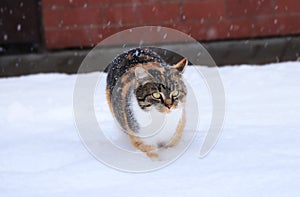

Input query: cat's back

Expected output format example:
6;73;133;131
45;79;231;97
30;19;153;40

105;48;166;93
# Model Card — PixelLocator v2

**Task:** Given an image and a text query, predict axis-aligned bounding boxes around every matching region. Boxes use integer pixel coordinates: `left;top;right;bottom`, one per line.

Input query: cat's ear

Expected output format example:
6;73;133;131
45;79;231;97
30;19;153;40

174;58;188;73
135;67;153;82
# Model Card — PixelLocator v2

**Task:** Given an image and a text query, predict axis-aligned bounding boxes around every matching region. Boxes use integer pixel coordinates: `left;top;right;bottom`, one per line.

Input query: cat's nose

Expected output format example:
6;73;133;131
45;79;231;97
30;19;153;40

165;99;172;109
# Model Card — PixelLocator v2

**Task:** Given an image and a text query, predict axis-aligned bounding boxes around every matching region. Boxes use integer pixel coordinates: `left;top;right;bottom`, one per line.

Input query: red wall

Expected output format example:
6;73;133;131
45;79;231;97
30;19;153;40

42;0;300;49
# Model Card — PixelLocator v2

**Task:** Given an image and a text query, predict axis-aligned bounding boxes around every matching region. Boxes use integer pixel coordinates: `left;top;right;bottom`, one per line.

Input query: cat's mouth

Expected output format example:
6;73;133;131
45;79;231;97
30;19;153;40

165;103;172;109
160;105;175;113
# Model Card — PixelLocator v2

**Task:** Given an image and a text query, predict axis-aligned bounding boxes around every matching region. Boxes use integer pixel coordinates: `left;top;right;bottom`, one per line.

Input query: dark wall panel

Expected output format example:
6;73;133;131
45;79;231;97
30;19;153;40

0;0;42;53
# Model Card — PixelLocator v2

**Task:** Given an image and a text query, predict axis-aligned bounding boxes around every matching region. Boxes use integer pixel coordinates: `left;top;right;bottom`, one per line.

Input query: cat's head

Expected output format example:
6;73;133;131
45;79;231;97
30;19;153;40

134;58;188;113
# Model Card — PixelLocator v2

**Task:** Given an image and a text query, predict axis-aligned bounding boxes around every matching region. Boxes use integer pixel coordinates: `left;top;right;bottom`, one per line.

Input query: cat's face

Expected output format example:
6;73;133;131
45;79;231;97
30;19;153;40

134;58;187;113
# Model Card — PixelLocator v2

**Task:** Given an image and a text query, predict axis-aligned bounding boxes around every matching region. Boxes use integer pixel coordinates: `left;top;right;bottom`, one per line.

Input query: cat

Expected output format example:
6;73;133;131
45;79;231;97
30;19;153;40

105;48;188;159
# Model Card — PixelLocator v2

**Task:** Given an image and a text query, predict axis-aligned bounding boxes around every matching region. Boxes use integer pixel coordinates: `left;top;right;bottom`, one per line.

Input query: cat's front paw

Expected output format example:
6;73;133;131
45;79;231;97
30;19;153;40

146;151;161;161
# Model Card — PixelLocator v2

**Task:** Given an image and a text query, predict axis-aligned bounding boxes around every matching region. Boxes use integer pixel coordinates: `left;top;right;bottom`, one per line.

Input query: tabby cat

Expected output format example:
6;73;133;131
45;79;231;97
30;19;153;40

105;48;188;159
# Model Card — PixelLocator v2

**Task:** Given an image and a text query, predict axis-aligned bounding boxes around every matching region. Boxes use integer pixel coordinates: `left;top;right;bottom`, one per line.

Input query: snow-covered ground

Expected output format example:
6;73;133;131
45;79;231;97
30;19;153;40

1;62;300;196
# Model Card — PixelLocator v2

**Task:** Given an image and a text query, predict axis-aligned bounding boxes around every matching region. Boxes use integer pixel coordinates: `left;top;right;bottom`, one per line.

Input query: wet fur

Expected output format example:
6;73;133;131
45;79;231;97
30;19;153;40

106;48;187;159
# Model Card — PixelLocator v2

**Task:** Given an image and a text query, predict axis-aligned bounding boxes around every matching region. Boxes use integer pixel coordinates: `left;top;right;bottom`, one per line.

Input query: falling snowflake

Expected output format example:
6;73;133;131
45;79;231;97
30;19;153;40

17;24;22;31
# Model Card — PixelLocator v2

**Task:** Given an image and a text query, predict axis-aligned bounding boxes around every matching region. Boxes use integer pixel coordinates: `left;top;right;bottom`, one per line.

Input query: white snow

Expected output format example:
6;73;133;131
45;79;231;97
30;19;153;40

1;61;300;196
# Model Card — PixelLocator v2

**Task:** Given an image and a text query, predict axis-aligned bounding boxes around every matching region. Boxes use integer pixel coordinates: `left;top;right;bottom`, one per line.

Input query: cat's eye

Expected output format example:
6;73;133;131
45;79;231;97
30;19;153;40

152;92;161;99
171;90;179;97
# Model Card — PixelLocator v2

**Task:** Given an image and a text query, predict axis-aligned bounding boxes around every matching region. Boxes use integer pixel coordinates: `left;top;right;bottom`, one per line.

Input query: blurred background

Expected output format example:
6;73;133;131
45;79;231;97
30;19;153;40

0;0;300;77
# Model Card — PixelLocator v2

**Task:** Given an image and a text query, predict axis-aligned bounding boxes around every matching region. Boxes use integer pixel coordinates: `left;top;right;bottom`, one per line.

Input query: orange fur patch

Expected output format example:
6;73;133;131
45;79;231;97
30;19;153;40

140;63;165;73
129;134;159;158
106;88;114;115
